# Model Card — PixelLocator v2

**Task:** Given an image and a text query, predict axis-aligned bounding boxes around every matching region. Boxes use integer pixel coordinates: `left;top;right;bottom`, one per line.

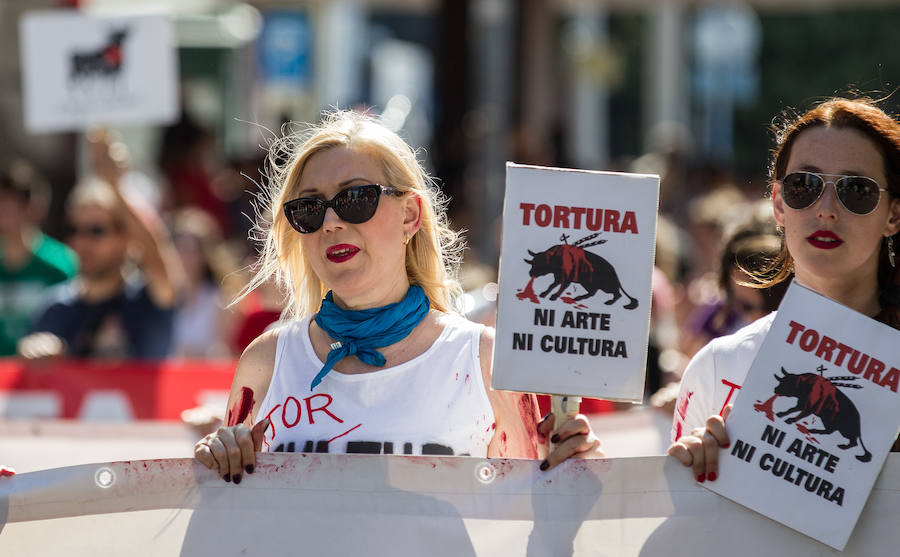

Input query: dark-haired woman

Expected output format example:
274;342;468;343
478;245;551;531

668;97;900;482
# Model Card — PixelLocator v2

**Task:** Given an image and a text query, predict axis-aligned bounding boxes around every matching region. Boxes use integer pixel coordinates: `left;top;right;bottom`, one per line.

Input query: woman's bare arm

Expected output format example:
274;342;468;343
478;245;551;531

193;328;279;482
480;327;604;467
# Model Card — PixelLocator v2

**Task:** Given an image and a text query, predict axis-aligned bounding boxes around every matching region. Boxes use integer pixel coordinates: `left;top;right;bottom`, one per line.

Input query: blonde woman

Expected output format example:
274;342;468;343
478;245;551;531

194;111;603;483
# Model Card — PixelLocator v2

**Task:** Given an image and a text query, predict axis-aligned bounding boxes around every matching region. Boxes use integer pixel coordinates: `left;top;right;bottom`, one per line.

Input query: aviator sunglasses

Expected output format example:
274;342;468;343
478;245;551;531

283;184;403;234
780;171;889;216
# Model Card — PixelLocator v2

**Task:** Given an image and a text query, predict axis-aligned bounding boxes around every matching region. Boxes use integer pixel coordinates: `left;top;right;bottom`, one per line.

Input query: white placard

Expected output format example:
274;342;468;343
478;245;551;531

19;10;178;133
707;282;900;550
492;163;659;402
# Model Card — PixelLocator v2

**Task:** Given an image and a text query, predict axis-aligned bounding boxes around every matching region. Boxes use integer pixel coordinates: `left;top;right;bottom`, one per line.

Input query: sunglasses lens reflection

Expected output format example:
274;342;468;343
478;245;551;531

285;185;384;234
287;199;326;233
836;177;882;214
782;172;883;215
782;173;824;210
336;186;380;224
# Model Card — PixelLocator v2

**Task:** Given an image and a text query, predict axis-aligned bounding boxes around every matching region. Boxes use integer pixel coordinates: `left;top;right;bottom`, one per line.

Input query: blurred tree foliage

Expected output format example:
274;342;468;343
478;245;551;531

607;13;645;165
733;7;900;181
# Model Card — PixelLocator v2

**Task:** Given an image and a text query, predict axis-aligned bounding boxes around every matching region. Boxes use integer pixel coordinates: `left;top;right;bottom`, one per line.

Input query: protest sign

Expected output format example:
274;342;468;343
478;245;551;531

707;282;900;550
19;10;178;133
492;163;659;402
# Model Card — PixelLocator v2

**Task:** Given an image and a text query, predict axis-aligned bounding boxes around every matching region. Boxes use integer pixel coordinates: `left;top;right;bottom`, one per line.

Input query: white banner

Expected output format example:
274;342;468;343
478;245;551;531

3;454;900;555
19;10;178;132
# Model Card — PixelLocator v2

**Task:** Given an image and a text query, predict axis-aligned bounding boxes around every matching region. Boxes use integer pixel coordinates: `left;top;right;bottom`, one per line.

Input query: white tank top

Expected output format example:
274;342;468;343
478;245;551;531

256;313;496;457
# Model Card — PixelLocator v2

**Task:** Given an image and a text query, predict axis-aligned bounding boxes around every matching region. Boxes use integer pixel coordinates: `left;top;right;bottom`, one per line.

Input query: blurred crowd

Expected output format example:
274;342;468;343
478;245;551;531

1;111;790;414
2;117;284;365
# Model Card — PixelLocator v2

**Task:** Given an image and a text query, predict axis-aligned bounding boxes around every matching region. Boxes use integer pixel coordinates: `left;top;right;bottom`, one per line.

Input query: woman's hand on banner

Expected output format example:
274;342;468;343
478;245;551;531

537;413;605;471
194;418;270;484
667;404;731;482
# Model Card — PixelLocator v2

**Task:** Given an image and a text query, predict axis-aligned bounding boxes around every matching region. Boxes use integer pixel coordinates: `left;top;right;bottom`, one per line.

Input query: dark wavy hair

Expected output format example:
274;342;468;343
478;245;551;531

751;97;900;328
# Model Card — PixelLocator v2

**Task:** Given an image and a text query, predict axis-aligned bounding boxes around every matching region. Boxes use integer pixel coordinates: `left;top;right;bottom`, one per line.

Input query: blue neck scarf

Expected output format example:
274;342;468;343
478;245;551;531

310;285;430;390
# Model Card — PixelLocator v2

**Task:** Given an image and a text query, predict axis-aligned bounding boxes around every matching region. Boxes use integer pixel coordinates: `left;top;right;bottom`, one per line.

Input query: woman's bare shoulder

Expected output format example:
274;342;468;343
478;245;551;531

236;327;282;384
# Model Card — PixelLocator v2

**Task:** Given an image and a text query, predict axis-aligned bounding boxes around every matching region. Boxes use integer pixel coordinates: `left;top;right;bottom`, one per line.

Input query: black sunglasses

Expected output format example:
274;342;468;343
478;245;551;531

283;184;403;234
781;172;889;216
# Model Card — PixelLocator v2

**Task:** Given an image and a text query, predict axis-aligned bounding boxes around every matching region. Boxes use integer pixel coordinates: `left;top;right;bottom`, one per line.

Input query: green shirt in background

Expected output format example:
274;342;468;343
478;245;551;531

0;233;78;356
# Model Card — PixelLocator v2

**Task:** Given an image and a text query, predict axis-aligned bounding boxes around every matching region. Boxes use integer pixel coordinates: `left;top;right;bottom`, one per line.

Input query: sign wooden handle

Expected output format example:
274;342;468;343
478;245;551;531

550;395;582;451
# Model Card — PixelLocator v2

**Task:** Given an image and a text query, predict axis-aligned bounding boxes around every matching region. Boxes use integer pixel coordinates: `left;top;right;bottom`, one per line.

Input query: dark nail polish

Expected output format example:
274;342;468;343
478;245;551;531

697;473;705;483
539;460;549;471
539;412;551;423
550;434;560;444
224;474;231;483
246;464;254;474
721;443;730;449
708;472;717;482
233;474;242;484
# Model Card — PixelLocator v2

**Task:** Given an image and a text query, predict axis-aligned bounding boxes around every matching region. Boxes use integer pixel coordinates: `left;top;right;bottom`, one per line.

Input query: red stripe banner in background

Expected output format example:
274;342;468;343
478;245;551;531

0;359;617;421
0;359;235;420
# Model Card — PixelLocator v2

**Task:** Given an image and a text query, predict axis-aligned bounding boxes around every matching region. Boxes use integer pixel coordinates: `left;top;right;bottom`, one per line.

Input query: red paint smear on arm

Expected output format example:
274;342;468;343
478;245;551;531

490;393;541;458
517;393;540;458
497;431;509;457
226;386;255;427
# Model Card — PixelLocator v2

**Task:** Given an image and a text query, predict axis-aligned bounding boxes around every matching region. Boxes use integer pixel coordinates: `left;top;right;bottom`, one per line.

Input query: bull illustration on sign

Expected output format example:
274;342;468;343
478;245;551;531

754;366;871;462
518;233;638;309
70;28;129;81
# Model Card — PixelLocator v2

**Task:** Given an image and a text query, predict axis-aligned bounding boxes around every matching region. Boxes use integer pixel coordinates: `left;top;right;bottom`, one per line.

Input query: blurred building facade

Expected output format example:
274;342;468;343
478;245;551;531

3;0;900;260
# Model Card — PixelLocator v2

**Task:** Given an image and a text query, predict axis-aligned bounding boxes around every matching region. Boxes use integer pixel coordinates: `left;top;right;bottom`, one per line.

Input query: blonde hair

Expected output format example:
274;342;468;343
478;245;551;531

241;110;465;320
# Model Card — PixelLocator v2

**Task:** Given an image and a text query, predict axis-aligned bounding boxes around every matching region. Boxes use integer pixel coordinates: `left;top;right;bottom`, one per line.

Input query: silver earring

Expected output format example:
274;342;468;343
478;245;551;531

889;236;896;268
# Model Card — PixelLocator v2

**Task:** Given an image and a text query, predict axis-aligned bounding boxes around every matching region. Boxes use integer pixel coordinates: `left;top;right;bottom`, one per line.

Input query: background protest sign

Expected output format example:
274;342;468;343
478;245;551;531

4;454;900;555
492;163;659;402
707;282;900;550
19;10;178;133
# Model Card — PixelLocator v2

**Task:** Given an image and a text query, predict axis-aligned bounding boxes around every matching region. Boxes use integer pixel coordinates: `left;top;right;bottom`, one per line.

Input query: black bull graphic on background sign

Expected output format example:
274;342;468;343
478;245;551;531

70;29;129;81
758;367;872;463
520;233;638;309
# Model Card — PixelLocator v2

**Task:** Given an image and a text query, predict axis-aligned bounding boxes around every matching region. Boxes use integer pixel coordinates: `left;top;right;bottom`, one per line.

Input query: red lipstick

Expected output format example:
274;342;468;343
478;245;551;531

326;244;359;262
806;230;843;250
